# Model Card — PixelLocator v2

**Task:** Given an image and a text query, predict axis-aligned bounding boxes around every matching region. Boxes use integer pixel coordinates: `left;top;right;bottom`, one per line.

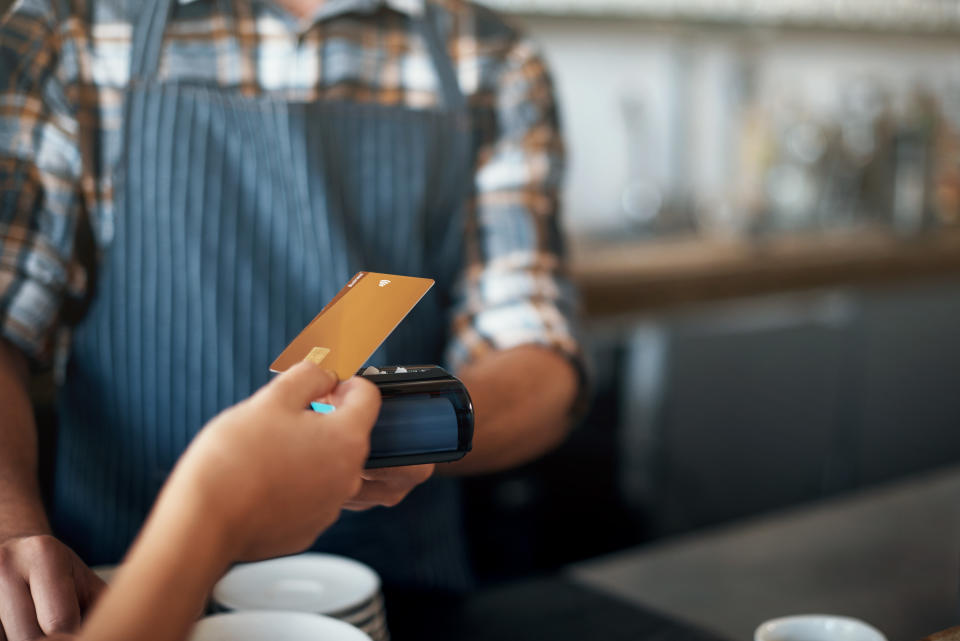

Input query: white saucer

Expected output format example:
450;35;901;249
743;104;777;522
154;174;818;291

189;612;371;641
338;594;385;625
212;554;381;616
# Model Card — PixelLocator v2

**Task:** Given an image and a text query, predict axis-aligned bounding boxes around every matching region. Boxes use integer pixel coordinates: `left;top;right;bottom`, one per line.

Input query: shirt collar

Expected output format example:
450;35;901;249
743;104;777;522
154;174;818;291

176;0;425;18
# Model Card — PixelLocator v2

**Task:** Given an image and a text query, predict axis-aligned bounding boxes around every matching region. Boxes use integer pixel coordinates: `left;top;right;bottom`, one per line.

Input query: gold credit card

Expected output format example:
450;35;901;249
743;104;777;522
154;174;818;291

270;272;435;380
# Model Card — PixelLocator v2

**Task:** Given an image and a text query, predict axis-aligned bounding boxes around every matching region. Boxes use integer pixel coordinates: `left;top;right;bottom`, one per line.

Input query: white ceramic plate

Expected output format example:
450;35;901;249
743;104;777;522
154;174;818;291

189;612;371;641
755;615;888;641
212;554;381;615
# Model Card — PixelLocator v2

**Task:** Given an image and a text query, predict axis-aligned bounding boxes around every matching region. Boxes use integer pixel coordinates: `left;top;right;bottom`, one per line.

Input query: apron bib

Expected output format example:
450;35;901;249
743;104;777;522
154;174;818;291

53;0;474;590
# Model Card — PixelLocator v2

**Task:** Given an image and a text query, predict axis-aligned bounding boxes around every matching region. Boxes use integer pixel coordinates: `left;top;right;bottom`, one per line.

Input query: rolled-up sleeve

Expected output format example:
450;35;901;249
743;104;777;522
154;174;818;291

0;0;85;365
446;35;587;405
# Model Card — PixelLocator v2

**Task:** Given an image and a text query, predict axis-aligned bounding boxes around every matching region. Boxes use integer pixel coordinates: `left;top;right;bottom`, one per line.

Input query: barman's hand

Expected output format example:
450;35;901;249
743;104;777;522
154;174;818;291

0;535;105;641
342;464;435;511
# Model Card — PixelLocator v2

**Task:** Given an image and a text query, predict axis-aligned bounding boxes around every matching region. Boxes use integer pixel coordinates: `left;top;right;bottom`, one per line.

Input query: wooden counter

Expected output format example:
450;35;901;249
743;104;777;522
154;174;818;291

570;465;960;641
570;228;960;319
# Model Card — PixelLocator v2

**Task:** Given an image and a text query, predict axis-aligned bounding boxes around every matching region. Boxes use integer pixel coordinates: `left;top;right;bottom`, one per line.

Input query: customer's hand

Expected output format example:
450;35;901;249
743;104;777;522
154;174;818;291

342;465;435;511
166;362;381;562
0;534;105;641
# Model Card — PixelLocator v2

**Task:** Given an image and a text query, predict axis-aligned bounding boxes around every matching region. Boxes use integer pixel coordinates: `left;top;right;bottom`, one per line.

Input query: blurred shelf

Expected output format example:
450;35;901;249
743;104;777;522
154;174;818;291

478;0;960;35
571;228;960;319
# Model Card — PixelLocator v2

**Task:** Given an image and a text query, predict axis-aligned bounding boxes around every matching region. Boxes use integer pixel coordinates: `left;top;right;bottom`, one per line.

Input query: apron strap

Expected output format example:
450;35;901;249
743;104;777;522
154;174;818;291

129;0;176;82
415;3;467;111
129;0;467;110
129;0;241;83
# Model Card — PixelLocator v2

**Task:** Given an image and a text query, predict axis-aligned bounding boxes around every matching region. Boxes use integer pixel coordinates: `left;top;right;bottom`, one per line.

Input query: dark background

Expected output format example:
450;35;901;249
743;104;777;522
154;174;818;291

464;278;960;582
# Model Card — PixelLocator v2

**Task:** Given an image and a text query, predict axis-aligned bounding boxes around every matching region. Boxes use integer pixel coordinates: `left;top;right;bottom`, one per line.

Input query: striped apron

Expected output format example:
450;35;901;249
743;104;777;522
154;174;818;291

53;0;474;590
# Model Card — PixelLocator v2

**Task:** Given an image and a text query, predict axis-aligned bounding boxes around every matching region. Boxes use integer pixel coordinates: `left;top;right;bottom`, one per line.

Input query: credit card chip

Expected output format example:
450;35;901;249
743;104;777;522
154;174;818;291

304;346;331;365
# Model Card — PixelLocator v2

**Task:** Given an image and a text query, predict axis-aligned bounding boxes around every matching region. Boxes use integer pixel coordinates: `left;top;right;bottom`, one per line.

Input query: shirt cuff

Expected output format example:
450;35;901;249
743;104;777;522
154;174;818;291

446;303;592;421
0;269;61;367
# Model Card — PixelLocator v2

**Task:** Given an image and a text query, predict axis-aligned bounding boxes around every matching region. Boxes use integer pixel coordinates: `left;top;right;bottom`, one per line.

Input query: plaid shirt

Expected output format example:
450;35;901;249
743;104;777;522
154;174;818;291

0;0;582;379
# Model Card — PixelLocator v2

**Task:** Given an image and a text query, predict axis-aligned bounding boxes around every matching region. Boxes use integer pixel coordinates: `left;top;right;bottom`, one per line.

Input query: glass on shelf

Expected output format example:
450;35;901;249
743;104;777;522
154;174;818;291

724;75;960;239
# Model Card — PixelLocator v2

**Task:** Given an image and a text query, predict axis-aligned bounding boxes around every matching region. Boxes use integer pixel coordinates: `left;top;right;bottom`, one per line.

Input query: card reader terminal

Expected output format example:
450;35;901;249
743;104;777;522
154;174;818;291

312;366;474;469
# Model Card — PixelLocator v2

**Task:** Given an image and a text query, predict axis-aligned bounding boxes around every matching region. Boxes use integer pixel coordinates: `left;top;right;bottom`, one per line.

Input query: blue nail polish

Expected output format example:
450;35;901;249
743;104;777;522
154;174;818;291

311;402;337;414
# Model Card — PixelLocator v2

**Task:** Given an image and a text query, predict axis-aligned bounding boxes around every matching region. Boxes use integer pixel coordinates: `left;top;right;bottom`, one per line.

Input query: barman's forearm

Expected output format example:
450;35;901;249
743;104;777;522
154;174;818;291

0;339;51;539
441;345;579;476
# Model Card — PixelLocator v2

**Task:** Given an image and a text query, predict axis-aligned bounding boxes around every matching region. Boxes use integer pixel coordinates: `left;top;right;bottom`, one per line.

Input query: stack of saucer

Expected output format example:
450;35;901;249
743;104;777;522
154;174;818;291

212;554;388;641
189;611;371;641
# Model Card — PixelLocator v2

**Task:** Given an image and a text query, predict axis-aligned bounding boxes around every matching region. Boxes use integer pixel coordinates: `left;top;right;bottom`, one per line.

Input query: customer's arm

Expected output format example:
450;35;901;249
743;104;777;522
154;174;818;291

439;30;585;476
77;364;380;641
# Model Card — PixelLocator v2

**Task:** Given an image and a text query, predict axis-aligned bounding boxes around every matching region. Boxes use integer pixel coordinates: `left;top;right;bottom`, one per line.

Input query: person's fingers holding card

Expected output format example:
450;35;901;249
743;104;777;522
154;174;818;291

256;361;339;411
169;365;381;562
